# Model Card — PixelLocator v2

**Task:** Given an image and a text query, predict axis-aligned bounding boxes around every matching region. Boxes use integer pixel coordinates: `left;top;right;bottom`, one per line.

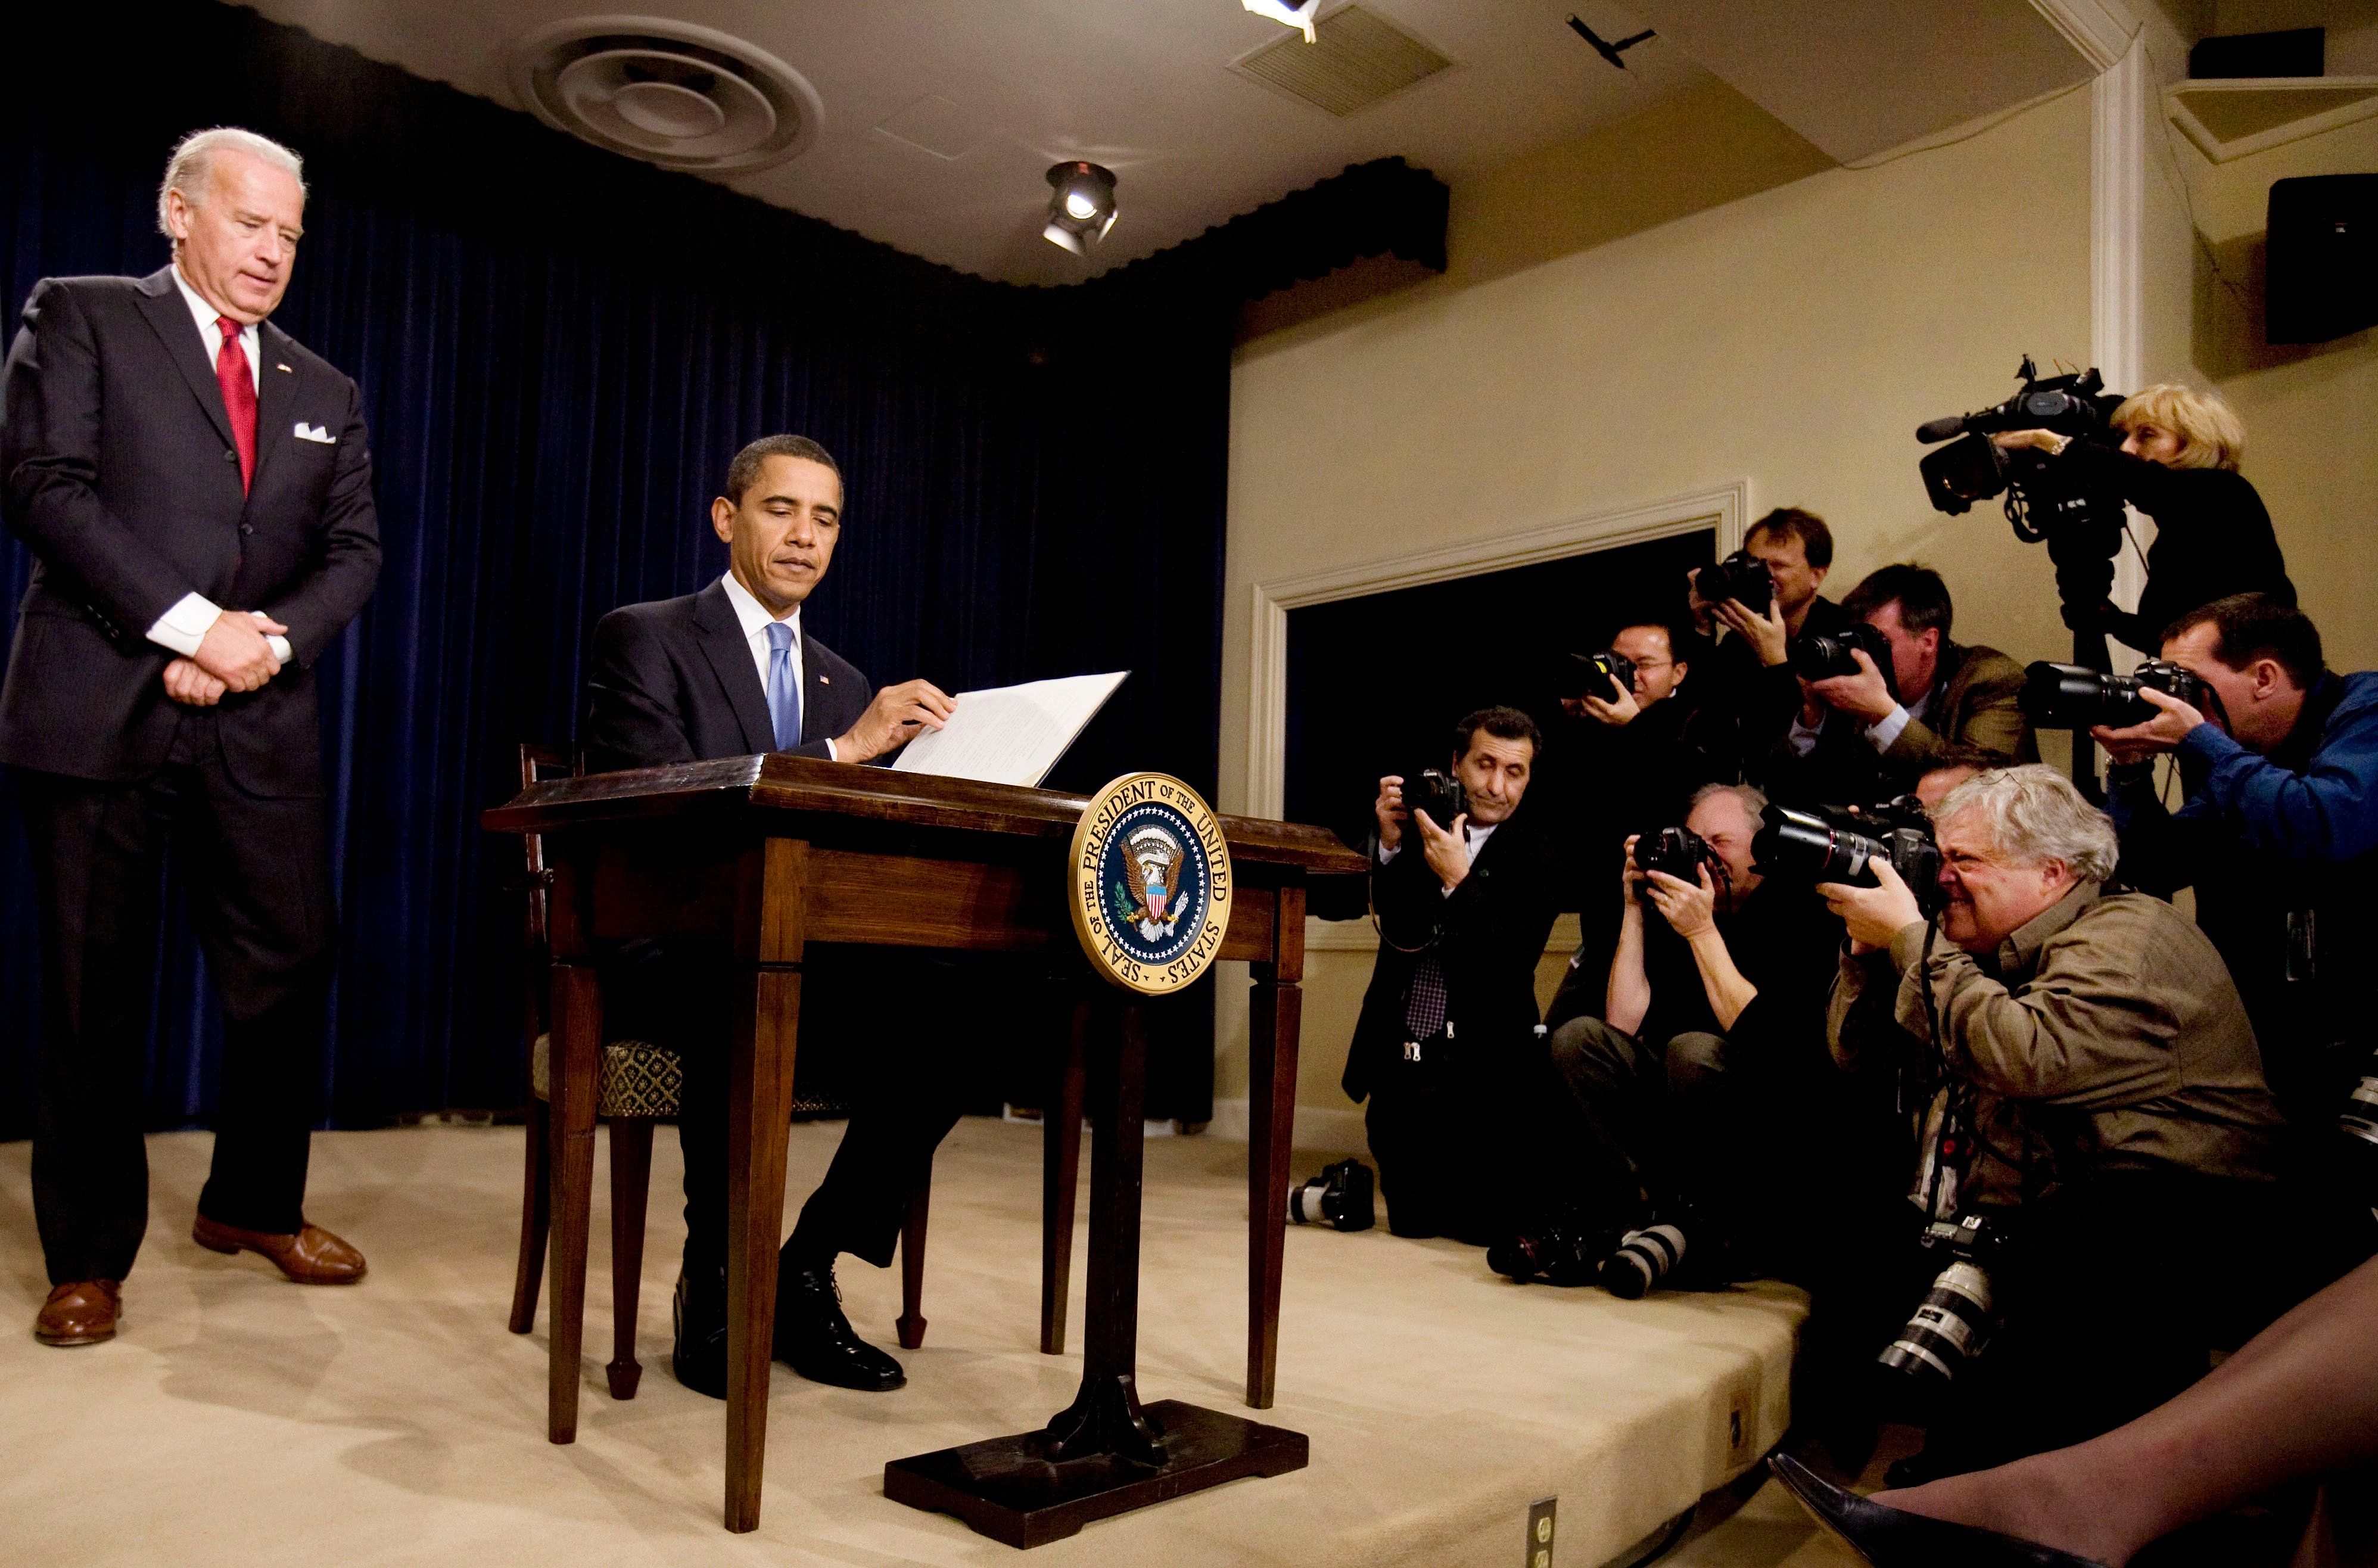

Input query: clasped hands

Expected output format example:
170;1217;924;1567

162;611;290;707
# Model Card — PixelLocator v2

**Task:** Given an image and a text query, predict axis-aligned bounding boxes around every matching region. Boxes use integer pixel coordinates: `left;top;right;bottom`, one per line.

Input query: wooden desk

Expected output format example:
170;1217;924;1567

483;756;1362;1532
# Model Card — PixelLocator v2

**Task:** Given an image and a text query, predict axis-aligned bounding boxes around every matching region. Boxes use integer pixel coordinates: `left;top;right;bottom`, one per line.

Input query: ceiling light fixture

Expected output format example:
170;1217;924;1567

1042;161;1119;256
1243;0;1320;45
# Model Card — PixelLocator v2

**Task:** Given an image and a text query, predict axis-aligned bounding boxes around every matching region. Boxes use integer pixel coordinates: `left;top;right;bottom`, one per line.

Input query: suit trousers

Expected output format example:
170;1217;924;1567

15;711;338;1284
605;944;976;1275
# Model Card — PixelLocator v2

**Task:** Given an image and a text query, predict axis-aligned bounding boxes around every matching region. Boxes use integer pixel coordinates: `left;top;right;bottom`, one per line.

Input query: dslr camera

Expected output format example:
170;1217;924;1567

1752;798;1945;913
1794;622;1897;686
1697;549;1775;614
1405;768;1468;829
2019;660;2213;730
1287;1158;1375;1232
1572;649;1638;702
1636;824;1725;895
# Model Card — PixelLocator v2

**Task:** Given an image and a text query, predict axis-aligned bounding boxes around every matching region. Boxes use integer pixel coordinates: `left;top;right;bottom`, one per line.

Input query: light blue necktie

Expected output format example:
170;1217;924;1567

764;620;802;752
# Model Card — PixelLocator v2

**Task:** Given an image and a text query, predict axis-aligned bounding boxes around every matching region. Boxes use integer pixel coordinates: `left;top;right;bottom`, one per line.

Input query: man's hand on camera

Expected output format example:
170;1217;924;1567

1414;808;1470;889
1991;428;2069;457
1817;858;1925;951
2090;685;2208;764
1643;863;1717;939
1374;774;1408;851
1579;673;1641;727
1714;594;1791;667
1810;648;1897;723
834;679;955;763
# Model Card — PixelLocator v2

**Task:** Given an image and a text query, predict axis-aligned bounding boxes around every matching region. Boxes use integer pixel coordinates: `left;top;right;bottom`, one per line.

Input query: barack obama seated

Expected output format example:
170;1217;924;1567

581;434;958;1396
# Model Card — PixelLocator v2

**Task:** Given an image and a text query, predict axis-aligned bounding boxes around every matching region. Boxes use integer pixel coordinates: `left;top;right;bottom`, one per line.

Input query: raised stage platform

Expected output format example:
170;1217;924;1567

2;1119;1855;1566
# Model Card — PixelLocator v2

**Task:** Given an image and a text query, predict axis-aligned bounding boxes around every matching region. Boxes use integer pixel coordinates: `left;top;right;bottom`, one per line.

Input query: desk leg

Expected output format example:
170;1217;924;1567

1245;972;1300;1410
723;960;801;1532
1039;997;1088;1356
547;959;602;1443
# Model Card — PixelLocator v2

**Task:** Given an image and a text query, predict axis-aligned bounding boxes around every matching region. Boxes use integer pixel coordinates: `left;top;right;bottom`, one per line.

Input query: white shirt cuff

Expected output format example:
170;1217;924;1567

1786;714;1821;757
824;737;838;762
248;612;292;665
147;592;220;658
1378;840;1402;865
1866;704;1913;752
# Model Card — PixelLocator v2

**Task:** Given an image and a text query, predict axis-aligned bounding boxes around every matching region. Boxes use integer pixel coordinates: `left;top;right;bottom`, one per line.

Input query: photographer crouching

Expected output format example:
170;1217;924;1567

1344;708;1563;1243
1512;783;1843;1294
2091;595;2378;1231
1822;766;2299;1480
1771;564;2034;807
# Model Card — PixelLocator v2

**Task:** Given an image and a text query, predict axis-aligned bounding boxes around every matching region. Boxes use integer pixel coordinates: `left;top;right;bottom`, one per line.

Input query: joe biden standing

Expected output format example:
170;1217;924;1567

1;127;381;1346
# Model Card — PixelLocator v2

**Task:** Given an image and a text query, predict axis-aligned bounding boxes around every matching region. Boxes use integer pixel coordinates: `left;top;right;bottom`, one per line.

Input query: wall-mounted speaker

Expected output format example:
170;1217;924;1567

2266;175;2376;346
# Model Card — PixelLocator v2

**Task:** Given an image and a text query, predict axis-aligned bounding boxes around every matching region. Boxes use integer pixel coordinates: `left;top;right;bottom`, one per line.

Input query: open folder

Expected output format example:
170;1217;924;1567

889;671;1129;788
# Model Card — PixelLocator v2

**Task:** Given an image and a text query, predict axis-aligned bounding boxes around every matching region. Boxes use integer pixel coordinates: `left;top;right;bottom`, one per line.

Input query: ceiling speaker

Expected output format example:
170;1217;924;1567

508;15;823;172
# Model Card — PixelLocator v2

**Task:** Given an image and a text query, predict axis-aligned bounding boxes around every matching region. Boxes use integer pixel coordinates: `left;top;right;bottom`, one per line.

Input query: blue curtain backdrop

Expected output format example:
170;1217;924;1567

0;3;1439;1135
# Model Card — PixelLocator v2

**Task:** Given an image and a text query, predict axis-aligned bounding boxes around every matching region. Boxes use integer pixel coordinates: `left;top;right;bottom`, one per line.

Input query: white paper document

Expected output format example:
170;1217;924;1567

890;671;1129;788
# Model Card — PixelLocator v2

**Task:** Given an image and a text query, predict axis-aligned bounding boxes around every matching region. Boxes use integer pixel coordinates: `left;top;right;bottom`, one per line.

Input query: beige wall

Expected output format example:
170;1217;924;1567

1212;87;2103;1144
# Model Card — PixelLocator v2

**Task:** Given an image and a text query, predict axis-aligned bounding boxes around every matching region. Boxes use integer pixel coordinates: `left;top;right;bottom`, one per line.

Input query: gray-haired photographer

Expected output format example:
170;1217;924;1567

1341;707;1564;1243
2082;594;2378;1237
1819;765;2315;1484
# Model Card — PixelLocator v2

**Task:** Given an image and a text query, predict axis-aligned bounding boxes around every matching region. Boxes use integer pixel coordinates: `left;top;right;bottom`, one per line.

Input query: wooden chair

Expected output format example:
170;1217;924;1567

505;742;1088;1394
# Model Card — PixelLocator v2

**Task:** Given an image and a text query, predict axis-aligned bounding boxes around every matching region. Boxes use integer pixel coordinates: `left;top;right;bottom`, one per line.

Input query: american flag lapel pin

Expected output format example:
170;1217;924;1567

819;674;830;685
276;362;292;372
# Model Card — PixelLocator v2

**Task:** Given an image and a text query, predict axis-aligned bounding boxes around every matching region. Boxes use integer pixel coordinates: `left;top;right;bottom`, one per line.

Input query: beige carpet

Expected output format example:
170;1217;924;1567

0;1120;1857;1567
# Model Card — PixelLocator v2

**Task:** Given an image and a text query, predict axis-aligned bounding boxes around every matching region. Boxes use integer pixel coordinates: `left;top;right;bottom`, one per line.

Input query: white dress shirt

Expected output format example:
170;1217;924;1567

720;571;836;760
144;266;290;666
1864;684;1933;753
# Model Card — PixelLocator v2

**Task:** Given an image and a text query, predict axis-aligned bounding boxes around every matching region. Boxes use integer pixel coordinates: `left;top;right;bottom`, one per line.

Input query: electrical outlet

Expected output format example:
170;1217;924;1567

1728;1398;1749;1460
1524;1497;1557;1568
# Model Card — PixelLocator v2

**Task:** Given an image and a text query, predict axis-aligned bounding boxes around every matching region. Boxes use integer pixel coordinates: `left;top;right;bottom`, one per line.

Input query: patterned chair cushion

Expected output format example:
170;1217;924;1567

531;1032;684;1119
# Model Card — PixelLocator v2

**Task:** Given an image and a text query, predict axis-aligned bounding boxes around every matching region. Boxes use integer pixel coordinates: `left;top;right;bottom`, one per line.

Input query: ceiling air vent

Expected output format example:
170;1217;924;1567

1231;5;1455;117
507;15;823;173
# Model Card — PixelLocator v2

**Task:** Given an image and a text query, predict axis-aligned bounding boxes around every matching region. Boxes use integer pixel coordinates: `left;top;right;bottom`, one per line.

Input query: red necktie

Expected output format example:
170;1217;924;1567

215;315;257;494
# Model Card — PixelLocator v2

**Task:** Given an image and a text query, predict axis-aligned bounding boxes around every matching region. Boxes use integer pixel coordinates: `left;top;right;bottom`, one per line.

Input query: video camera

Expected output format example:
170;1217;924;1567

1697;549;1775;614
2019;660;2214;730
1752;798;1945;913
1918;357;2130;646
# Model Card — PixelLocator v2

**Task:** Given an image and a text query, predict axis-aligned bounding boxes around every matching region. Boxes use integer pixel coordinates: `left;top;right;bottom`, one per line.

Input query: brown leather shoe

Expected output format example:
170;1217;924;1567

191;1215;368;1284
35;1280;122;1346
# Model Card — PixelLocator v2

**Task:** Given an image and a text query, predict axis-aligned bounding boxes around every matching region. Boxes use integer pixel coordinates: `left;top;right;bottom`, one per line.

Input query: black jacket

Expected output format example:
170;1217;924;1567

0;268;382;794
581;578;872;770
1702;595;1853;788
1342;814;1562;1103
2057;442;2293;656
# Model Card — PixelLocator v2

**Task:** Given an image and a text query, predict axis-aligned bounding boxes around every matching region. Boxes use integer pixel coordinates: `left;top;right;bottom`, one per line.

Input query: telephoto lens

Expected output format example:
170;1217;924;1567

1878;1260;1995;1389
1751;802;1943;910
1286;1158;1376;1232
1488;1218;1618;1286
2020;659;2214;729
1599;1224;1688;1299
1698;549;1774;612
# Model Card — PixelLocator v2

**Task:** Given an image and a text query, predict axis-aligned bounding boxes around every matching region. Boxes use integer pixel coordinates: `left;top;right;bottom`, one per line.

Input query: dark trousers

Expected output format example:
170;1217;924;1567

1545;1016;1738;1235
605;944;975;1274
1364;1036;1549;1244
15;715;338;1285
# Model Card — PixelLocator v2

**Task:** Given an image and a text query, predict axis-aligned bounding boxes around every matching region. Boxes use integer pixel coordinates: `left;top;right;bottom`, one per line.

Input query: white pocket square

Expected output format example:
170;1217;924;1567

294;422;335;444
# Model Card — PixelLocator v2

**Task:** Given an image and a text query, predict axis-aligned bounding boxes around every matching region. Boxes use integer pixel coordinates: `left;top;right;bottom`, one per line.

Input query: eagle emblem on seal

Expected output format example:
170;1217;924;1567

1110;823;1197;944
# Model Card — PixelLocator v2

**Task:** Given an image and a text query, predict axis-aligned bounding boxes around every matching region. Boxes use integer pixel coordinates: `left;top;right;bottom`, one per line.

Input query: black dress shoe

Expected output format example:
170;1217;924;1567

1769;1454;2113;1568
773;1262;905;1392
671;1267;728;1401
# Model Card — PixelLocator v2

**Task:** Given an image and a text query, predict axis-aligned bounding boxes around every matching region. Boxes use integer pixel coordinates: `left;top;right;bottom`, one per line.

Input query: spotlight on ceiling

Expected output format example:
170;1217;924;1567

1042;161;1119;256
1243;0;1320;44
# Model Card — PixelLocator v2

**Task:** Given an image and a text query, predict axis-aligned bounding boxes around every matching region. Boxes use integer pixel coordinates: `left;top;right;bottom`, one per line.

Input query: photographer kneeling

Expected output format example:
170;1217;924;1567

1345;708;1562;1243
1823;766;2295;1480
1992;382;2292;657
1529;783;1843;1291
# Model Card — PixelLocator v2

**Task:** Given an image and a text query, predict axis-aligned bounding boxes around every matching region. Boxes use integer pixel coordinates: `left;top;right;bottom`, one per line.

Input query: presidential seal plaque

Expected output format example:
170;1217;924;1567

1067;771;1233;995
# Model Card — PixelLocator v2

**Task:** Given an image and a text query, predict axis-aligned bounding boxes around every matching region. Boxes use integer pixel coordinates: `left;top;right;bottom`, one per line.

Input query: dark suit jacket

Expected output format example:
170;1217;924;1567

580;578;871;770
0;268;382;794
1343;814;1562;1104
